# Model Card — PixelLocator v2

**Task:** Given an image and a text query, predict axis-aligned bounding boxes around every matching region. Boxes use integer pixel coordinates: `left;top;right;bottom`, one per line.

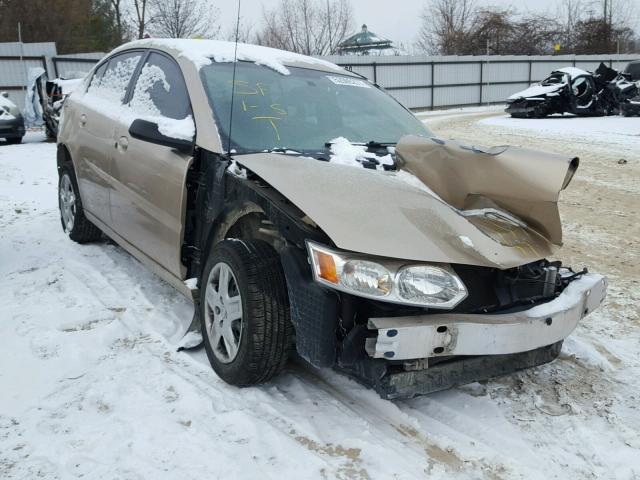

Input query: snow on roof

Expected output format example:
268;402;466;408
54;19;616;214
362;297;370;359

117;39;345;75
556;67;589;79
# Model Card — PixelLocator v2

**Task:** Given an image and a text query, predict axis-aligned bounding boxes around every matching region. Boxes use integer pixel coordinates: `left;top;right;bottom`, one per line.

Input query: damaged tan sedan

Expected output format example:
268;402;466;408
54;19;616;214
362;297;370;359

57;39;607;399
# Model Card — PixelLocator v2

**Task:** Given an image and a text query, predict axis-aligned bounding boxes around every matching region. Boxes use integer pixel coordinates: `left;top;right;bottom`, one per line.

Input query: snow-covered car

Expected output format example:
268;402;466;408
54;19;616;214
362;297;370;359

57;39;607;399
506;64;637;118
0;92;26;144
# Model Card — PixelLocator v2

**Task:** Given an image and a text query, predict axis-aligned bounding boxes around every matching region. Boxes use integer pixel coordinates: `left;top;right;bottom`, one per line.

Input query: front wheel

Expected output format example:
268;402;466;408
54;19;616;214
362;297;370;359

58;168;102;243
200;239;293;386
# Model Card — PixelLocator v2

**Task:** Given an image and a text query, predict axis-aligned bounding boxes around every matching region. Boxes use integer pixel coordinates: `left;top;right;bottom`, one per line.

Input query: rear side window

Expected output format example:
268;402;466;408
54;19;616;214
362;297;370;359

88;51;143;103
129;52;191;120
88;62;108;90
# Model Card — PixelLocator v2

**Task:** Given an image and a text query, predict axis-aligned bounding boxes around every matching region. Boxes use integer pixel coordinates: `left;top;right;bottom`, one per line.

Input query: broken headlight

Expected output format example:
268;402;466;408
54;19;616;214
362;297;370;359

307;241;467;308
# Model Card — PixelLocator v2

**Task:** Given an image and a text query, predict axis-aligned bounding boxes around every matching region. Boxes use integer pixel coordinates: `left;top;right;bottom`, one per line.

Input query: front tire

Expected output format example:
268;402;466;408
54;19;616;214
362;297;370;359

58;168;102;243
200;239;293;386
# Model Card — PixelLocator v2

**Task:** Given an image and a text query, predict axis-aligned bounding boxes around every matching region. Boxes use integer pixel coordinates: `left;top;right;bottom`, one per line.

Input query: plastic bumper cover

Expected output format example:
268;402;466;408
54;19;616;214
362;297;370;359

366;273;607;361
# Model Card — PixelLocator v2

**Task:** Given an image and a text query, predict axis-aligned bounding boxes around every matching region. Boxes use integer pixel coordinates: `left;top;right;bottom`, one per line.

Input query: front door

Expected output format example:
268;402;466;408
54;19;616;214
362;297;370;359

72;51;144;223
110;51;195;278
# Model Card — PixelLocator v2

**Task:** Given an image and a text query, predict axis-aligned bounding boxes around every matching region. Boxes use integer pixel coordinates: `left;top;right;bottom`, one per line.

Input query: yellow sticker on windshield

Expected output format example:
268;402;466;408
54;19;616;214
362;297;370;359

326;76;371;88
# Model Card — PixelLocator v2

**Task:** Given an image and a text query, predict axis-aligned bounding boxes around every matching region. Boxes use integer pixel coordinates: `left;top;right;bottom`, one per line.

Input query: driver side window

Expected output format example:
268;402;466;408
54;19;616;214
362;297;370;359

129;52;192;120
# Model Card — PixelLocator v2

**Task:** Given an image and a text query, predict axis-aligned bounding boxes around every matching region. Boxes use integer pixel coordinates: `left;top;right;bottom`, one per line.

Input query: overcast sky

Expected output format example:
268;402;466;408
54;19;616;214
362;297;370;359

217;0;574;48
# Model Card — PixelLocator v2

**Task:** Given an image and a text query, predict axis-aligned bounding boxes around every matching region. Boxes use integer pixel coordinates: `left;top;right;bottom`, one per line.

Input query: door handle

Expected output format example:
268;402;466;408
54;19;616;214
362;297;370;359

79;114;87;127
117;136;129;152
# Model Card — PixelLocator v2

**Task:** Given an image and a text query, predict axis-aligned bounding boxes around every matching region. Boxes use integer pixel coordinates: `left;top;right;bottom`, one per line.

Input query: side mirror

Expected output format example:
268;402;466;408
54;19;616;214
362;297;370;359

128;118;193;154
1;91;8;98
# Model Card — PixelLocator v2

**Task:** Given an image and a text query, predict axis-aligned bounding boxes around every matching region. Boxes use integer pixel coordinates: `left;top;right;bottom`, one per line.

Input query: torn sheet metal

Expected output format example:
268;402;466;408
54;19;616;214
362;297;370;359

236;135;578;269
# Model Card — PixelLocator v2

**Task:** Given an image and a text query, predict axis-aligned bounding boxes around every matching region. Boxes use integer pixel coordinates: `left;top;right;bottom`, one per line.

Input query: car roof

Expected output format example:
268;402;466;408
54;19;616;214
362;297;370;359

555;67;589;78
110;38;352;76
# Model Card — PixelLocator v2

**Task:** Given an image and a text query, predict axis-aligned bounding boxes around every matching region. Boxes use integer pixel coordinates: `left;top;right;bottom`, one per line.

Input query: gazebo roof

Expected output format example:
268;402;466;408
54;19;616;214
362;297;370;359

337;24;393;52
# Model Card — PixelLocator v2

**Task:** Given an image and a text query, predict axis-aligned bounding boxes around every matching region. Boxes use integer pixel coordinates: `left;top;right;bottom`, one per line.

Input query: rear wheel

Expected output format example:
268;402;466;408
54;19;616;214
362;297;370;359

45;124;56;140
200;239;293;386
6;136;23;144
58;167;102;243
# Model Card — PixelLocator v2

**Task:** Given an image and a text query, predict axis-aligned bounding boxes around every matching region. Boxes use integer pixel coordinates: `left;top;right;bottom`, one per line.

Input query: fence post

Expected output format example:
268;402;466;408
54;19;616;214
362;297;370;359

479;59;484;105
373;61;377;84
528;60;532;84
430;62;435;110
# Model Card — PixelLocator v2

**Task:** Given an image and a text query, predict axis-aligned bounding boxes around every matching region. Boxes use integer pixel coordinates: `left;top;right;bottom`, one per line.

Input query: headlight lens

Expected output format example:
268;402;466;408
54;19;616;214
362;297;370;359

342;260;392;297
397;266;466;305
307;242;467;308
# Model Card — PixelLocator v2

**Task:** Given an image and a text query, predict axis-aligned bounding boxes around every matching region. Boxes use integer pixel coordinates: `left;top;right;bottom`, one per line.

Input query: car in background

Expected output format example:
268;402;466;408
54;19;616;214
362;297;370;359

0;92;25;144
506;63;637;118
623;60;640;81
27;70;83;139
56;39;607;399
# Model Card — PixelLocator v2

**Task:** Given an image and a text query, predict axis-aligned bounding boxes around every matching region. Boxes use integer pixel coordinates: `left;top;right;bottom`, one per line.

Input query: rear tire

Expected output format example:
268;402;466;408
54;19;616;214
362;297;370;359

45;124;56;140
6;136;23;144
58;167;102;243
200;239;293;386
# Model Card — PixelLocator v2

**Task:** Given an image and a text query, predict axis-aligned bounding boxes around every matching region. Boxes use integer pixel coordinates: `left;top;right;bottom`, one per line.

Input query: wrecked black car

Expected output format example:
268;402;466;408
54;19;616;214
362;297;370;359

506;63;638;118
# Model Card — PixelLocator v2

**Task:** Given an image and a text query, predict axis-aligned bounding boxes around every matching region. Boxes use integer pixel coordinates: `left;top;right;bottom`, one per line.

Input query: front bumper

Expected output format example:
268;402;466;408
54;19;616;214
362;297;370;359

366;273;607;361
0;115;26;139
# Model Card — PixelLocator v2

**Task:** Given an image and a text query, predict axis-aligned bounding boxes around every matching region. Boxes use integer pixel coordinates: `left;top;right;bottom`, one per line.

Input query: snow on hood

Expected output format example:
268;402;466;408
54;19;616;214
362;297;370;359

556;67;589;79
117;39;344;75
509;83;564;100
0;94;16;110
0;95;18;119
327;137;393;169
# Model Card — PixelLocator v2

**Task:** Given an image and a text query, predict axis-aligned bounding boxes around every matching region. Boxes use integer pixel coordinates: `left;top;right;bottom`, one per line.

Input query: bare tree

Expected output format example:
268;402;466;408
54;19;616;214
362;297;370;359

109;0;126;43
132;0;152;38
226;19;256;44
556;0;582;50
257;0;353;55
415;0;476;54
150;0;220;38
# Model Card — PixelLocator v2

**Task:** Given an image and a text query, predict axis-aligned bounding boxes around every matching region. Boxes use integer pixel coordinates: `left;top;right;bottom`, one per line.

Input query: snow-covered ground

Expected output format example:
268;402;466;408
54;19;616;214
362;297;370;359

1;124;639;479
480;114;640;157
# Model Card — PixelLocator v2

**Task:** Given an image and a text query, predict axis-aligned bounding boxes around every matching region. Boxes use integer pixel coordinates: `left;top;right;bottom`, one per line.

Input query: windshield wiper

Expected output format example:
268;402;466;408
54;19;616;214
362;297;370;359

231;147;303;156
365;141;397;148
267;147;302;154
324;140;397;148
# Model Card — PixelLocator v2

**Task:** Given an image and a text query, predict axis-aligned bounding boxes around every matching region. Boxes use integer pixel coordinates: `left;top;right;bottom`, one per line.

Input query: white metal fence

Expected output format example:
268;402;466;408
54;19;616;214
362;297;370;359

0;42;103;109
2;43;639;112
320;53;640;110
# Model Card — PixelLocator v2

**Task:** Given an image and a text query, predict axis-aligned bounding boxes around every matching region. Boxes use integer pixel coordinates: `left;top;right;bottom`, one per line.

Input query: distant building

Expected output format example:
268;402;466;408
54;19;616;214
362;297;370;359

337;24;402;56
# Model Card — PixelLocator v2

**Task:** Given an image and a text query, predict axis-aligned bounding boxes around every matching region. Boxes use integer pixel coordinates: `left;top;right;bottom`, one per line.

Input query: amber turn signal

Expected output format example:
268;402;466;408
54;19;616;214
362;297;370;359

313;250;339;284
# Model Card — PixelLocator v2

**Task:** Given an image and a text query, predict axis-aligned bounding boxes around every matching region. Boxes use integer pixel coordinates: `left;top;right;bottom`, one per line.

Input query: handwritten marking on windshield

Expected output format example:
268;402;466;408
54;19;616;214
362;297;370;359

252;116;282;141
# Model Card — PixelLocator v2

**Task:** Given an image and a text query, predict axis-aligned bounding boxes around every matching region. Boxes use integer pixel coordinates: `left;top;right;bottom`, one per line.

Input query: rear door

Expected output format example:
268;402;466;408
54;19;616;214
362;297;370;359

110;51;195;278
72;51;144;223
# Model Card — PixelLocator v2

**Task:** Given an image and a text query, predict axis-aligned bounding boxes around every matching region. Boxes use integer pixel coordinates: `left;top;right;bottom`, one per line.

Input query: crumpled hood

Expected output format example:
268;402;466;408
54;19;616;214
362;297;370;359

508;83;564;100
235;137;578;269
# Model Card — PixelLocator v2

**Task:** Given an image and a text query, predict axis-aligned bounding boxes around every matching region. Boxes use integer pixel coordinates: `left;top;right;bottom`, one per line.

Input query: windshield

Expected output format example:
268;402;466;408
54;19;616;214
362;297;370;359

200;62;431;153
